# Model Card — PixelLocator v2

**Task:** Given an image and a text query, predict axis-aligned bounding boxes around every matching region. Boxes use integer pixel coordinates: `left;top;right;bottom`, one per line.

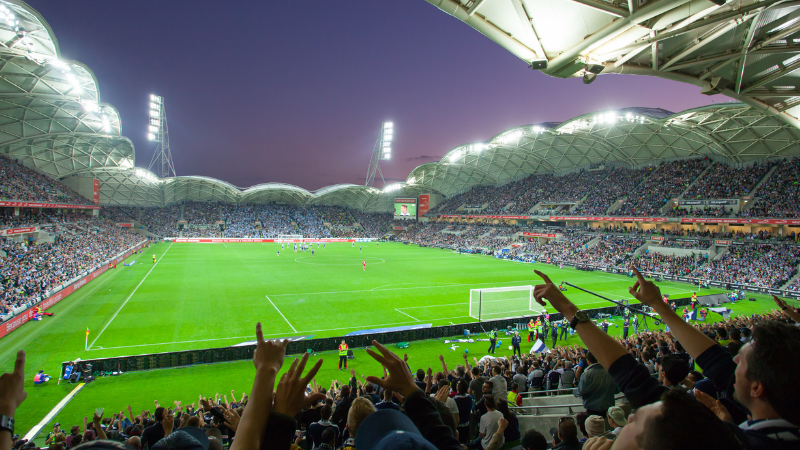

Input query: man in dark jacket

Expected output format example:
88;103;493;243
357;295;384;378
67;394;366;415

511;332;522;357
331;385;355;432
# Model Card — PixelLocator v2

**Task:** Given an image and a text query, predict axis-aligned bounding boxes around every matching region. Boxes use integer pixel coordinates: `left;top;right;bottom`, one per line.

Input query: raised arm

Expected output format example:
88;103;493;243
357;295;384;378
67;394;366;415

533;270;664;408
230;323;285;450
773;295;800;323
438;354;449;375
628;268;716;358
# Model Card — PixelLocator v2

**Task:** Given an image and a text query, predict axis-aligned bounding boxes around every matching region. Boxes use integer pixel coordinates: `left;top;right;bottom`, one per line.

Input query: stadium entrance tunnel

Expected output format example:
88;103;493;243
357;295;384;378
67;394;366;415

293;256;386;266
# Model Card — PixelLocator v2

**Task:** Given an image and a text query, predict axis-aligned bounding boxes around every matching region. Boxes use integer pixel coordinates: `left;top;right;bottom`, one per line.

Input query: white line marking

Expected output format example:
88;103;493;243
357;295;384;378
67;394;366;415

223;243;228;248
23;382;86;440
88;243;173;350
266;295;297;333
395;309;419;321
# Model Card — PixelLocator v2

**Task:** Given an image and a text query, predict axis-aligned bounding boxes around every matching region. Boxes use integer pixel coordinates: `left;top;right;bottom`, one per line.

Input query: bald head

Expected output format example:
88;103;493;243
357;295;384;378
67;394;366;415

126;436;142;450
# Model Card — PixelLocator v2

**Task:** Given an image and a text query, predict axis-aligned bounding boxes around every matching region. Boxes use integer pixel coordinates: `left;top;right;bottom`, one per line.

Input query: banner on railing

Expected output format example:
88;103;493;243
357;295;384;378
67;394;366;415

550;216;668;222
521;232;557;238
0;201;100;210
0;226;38;236
0;240;149;340
680;218;800;225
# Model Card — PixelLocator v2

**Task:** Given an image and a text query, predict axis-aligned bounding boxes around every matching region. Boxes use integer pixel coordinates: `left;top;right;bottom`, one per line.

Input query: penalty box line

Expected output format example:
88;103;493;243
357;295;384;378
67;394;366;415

88;243;174;350
266;295;297;333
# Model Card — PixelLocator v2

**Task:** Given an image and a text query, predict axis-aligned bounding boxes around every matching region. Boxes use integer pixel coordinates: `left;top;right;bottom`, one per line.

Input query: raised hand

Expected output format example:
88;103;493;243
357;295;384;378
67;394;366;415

273;352;325;418
223;408;241;431
629;268;663;307
253;322;289;375
162;409;175;435
533;271;576;317
583;436;614;450
365;340;419;398
693;389;733;423
434;385;449;403
0;350;27;417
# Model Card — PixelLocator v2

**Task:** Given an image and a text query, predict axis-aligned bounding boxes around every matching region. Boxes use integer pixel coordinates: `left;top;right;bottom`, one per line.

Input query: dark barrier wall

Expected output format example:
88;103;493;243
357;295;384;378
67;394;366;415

65;297;694;375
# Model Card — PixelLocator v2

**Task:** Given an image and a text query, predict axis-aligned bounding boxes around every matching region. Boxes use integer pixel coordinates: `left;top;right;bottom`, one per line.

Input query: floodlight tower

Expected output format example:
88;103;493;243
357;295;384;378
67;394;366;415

365;122;393;187
147;94;176;178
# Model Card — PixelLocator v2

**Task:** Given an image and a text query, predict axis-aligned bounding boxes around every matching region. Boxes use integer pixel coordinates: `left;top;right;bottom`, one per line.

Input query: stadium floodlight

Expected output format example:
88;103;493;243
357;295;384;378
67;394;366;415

365;121;396;187
147;94;176;178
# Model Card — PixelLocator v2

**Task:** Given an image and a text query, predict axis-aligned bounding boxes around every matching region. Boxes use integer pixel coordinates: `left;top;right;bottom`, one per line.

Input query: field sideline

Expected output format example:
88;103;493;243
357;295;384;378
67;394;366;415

1;241;774;438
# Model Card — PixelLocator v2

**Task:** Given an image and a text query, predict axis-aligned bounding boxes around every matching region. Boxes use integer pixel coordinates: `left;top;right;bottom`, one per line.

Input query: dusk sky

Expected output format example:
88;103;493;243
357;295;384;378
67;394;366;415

38;1;724;191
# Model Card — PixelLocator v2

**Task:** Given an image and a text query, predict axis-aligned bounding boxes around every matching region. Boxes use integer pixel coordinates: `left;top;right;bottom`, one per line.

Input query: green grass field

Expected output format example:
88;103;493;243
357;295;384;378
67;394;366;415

0;241;778;440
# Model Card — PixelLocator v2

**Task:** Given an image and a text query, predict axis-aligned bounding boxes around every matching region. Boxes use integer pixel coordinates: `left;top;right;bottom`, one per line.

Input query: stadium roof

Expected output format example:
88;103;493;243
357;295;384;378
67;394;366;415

2;1;800;210
423;0;800;128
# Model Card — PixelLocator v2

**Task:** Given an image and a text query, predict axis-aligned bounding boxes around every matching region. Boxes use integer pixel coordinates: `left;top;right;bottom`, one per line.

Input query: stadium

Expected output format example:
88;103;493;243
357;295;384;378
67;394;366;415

1;1;800;450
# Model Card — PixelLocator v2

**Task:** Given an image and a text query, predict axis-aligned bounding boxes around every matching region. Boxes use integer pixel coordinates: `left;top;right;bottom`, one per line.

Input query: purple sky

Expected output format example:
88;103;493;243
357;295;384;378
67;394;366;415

38;1;722;191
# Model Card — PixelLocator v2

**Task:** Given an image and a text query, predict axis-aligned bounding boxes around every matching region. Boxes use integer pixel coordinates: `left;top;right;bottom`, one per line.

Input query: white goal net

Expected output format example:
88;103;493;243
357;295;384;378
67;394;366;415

469;285;541;322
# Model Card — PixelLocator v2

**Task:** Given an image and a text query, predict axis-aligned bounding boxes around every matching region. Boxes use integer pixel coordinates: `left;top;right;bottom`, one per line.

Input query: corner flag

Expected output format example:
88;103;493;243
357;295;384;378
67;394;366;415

85;327;89;350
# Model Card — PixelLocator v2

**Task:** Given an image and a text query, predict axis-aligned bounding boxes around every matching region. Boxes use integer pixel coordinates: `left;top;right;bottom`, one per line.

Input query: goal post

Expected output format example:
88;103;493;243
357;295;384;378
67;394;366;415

469;285;542;322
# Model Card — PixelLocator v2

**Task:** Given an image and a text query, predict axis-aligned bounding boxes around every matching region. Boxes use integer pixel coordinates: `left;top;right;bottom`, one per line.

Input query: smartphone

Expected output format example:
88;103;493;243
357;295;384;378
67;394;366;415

96;407;104;416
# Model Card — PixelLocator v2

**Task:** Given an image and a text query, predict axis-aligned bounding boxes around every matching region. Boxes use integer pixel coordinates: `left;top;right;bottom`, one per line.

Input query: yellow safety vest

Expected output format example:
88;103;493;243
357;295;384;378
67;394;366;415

339;344;348;356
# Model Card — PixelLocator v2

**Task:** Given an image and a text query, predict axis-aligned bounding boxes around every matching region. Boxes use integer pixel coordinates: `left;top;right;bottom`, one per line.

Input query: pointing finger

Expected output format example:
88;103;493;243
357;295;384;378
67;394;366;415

13;350;25;377
534;270;552;284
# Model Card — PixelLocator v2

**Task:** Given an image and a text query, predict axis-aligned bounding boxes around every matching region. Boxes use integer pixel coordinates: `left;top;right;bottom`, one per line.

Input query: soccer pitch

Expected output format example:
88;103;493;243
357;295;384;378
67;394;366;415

83;241;714;354
3;241;749;435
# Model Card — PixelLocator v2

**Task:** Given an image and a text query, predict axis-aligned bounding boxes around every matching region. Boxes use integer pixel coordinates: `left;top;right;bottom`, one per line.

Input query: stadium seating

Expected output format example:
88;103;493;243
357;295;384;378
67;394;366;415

0;157;93;205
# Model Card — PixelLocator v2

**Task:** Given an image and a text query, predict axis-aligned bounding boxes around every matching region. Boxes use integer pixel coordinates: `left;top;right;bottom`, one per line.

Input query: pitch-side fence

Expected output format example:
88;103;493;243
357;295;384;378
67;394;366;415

62;297;697;375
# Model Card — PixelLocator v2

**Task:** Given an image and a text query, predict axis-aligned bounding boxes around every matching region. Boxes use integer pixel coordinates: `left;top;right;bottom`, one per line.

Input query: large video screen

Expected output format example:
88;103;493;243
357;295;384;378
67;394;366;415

394;198;417;218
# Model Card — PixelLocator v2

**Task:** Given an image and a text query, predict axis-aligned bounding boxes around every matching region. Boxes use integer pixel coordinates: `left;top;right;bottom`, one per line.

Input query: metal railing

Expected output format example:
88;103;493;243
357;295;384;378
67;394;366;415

511;393;626;416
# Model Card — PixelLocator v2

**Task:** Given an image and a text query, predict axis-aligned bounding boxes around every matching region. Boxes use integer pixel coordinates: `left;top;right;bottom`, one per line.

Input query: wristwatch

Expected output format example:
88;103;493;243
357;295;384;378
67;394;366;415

0;415;14;434
570;310;590;330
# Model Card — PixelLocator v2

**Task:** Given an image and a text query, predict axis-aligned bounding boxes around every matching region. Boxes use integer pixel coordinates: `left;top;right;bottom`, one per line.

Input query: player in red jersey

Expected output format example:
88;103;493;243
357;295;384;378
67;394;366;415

362;260;366;271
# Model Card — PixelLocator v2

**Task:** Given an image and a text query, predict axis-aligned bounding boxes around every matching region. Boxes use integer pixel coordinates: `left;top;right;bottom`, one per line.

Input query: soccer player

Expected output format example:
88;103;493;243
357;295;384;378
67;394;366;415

311;248;314;257
359;245;362;252
282;243;284;250
338;340;348;370
277;250;280;256
153;254;156;264
362;260;366;271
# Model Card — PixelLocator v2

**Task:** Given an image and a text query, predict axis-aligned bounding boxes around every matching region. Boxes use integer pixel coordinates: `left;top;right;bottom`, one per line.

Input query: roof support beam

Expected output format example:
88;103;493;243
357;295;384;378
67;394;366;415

546;0;694;75
742;59;800;94
467;0;488;16
566;0;628;17
426;0;541;61
660;15;754;71
598;1;781;62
